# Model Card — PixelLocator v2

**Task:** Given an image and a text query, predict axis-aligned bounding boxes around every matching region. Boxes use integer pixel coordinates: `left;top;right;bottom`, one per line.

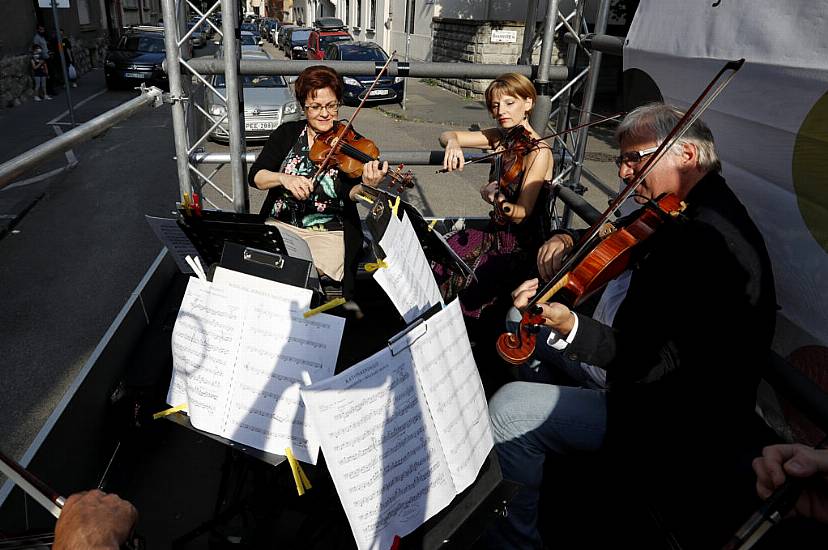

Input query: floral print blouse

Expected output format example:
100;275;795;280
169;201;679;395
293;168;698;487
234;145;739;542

271;126;346;231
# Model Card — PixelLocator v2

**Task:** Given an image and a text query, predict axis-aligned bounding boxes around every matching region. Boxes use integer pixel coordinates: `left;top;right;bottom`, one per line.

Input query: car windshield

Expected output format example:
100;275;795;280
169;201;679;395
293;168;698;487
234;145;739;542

240;34;258;45
291;30;311;41
240;23;257;32
120;36;165;53
341;47;387;61
320;35;351;48
215;74;287;88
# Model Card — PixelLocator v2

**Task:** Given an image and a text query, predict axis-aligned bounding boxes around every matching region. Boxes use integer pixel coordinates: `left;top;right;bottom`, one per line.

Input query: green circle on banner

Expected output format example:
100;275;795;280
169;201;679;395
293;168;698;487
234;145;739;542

792;92;828;253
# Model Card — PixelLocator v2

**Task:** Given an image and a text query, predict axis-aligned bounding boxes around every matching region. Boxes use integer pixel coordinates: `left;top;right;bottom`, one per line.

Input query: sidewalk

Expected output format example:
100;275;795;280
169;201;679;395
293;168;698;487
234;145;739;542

377;79;490;129
0;69;108;235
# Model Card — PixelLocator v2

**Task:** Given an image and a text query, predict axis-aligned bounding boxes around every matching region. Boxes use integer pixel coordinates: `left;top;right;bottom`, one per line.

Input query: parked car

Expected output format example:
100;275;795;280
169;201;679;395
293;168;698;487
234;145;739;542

105;28;169;90
286;27;312;59
324;42;404;104
307;20;351;60
240;30;263;53
277;24;297;51
187;22;206;47
202;51;303;142
240;22;260;40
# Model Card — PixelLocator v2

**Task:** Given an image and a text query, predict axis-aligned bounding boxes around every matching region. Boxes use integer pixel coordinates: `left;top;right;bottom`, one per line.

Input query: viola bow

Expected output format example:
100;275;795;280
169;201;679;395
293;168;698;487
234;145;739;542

435;112;626;174
499;58;745;354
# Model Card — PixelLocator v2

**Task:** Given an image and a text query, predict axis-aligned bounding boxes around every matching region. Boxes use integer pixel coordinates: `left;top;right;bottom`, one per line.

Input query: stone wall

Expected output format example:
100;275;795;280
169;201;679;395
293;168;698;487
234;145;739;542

0;34;108;108
431;18;564;100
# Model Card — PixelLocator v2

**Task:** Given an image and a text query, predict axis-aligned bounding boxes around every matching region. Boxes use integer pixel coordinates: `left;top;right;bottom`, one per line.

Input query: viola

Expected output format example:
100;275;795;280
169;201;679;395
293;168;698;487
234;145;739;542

495;58;745;365
309;121;415;194
491;125;535;224
496;194;686;364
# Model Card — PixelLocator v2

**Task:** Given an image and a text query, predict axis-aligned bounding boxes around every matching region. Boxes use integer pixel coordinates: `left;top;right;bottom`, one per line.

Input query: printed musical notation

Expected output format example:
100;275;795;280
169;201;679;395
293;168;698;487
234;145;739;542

373;212;443;323
301;300;493;550
167;269;345;464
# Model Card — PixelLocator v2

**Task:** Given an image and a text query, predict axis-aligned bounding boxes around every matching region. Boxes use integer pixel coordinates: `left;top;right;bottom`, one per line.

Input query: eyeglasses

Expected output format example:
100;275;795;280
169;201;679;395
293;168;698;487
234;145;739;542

614;146;659;168
304;102;340;115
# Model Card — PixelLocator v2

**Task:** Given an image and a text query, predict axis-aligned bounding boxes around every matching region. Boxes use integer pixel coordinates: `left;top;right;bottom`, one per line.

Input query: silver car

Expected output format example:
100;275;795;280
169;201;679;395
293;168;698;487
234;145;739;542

203;52;303;142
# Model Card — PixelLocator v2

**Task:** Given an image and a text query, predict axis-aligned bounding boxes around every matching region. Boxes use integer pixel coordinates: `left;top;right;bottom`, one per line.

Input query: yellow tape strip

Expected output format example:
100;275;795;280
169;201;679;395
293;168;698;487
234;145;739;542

285;447;311;495
356;193;374;204
364;259;389;273
389;195;401;217
303;297;346;318
428;220;438;232
153;404;187;420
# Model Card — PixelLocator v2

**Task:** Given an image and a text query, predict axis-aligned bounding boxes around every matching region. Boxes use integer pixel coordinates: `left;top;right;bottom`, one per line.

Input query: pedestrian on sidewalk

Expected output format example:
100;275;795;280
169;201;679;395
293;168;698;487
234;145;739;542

61;28;79;88
31;45;52;101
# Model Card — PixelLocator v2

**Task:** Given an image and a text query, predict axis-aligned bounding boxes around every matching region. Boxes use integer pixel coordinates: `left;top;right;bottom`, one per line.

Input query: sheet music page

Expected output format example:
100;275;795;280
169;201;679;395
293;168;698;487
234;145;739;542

373;212;443;323
301;345;456;550
213;267;341;464
212;266;313;308
145;215;204;274
168;277;243;435
274;225;315;263
409;299;493;492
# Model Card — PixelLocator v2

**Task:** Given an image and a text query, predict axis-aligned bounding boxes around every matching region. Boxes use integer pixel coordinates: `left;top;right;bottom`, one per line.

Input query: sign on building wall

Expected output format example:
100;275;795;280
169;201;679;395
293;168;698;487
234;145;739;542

490;29;517;43
38;0;70;7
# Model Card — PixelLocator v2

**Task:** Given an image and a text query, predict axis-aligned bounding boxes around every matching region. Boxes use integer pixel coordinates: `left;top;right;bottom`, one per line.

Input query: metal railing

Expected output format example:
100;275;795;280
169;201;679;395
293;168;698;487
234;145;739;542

0;86;165;190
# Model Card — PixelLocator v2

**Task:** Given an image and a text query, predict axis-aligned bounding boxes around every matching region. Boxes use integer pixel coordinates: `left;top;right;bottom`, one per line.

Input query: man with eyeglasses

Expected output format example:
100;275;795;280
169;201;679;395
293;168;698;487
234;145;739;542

484;103;778;548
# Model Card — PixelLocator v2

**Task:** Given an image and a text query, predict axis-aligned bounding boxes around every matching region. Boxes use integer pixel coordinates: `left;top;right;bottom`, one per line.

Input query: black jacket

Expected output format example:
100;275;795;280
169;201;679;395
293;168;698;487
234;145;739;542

566;172;777;544
248;121;363;299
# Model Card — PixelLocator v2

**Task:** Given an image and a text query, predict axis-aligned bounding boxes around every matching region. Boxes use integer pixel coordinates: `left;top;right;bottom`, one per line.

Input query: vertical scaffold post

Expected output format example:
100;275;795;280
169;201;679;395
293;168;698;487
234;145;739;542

554;0;587;135
221;0;249;213
562;0;610;227
529;0;561;133
161;0;192;199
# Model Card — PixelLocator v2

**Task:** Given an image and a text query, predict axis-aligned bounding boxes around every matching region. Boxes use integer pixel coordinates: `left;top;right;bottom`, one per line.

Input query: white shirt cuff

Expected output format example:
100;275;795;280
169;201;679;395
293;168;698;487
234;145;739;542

545;313;579;350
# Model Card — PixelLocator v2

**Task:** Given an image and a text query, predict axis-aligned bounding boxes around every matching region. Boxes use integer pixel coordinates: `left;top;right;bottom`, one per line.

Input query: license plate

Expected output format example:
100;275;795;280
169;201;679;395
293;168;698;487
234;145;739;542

124;72;150;79
245;121;275;131
369;89;390;96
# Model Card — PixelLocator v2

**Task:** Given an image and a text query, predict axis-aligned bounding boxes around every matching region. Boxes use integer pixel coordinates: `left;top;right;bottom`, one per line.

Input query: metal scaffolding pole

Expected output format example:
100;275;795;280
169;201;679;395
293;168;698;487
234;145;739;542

0;87;164;189
518;0;539;65
161;0;192;200
529;0;561;133
555;0;587;136
184;59;567;80
562;0;611;227
220;0;248;213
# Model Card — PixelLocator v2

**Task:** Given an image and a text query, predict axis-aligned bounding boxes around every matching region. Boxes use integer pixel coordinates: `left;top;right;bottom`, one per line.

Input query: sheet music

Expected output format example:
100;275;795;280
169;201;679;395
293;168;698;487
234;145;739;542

301;345;456;550
145;215;204;274
410;300;493;492
373;212;443;323
168;278;243;434
274;225;315;263
168;270;343;464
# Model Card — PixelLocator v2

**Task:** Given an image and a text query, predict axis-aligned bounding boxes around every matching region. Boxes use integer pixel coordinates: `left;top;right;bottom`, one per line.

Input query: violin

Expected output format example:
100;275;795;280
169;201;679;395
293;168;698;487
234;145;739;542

496;194;686;364
491;125;535;224
308;121;414;193
495;58;745;365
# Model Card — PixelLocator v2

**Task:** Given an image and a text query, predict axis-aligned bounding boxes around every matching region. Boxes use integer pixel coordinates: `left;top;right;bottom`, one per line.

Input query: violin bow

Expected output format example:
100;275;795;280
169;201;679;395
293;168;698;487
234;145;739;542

309;52;399;186
0;447;65;518
435;112;625;174
528;58;745;308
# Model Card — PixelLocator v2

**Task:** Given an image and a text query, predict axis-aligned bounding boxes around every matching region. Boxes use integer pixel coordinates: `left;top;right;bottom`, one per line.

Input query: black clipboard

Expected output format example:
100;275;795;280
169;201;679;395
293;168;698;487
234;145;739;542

219;242;322;301
365;190;474;280
176;209;288;267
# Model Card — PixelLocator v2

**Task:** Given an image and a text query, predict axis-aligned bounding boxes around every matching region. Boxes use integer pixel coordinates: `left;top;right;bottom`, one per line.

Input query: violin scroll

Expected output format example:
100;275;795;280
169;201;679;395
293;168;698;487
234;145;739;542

496;308;545;365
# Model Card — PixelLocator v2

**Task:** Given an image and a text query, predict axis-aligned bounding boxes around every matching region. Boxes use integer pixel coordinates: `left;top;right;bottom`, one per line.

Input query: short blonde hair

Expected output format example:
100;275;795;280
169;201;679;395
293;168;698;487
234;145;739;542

485;73;536;116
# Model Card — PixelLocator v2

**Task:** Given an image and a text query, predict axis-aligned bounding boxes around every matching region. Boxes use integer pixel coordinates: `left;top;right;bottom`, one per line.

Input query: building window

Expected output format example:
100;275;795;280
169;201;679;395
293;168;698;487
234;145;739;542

368;0;376;29
345;0;350;26
77;0;91;24
356;0;362;27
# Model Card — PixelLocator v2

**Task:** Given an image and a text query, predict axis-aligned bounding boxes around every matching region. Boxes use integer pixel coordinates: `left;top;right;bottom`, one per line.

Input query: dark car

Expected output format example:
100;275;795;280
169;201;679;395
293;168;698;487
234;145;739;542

277;24;297;51
287;27;312;59
324;42;404;104
105;29;169;90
